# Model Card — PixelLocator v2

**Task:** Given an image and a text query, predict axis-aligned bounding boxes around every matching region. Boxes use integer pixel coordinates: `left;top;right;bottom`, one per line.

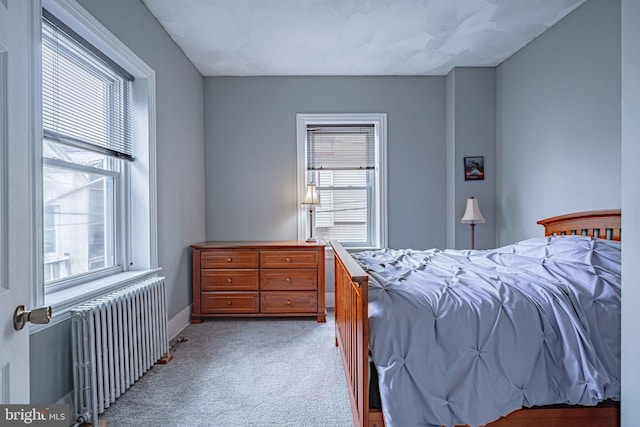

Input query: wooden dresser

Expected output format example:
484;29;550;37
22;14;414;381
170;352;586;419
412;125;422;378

191;241;326;323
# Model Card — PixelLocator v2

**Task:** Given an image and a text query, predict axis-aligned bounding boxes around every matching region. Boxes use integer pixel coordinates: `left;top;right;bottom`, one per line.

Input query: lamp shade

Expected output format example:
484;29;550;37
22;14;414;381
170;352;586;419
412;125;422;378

461;197;485;224
302;182;320;205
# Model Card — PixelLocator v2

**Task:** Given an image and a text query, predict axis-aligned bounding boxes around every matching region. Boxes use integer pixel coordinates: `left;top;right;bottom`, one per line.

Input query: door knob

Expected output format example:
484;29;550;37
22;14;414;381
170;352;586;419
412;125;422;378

13;305;52;331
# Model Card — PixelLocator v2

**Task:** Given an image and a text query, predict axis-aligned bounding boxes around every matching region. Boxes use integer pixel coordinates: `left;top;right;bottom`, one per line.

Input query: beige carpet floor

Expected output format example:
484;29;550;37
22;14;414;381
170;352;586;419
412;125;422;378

100;313;353;427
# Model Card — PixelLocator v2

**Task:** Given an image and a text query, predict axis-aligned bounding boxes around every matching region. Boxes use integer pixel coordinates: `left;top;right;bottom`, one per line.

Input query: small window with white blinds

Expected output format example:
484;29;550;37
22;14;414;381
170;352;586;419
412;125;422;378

301;117;387;249
41;10;133;287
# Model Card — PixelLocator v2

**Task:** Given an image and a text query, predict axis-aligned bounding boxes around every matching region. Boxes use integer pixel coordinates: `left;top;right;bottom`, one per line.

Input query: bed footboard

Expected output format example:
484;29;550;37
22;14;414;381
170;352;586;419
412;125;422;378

332;240;370;427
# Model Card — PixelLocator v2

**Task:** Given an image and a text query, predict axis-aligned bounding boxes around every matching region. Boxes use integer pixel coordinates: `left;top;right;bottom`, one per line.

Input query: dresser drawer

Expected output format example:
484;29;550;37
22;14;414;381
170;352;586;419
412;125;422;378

260;291;317;313
201;292;259;313
201;270;259;291
260;269;317;291
260;250;318;269
201;250;259;269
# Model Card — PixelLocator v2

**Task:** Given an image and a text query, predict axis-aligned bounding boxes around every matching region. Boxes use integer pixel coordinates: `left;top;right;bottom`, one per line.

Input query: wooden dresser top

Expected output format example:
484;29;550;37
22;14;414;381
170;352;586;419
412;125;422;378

190;241;326;250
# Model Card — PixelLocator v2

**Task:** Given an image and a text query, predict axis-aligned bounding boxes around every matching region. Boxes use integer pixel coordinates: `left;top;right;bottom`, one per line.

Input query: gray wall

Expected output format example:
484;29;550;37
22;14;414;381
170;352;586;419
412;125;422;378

30;0;206;404
445;67;496;250
204;76;446;251
621;0;640;424
495;0;621;244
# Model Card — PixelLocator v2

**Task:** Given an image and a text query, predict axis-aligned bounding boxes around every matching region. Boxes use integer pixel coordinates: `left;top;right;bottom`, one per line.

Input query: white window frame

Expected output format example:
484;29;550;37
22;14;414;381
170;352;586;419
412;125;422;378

42;156;121;288
296;113;388;250
31;0;159;330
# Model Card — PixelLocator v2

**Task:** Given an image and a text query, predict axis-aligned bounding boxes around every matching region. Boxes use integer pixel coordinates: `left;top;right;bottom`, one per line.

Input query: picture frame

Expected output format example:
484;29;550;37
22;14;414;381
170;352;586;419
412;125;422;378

464;156;484;181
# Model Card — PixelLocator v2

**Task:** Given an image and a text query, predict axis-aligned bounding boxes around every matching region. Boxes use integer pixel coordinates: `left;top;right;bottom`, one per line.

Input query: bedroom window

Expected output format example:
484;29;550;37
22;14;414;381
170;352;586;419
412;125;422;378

297;114;387;250
33;0;157;320
41;10;132;289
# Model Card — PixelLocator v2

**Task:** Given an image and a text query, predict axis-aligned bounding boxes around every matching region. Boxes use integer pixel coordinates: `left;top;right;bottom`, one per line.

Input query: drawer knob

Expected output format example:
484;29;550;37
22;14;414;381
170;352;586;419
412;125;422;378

286;300;292;305
227;278;233;283
286;257;292;263
286;277;291;282
227;300;233;305
226;257;232;262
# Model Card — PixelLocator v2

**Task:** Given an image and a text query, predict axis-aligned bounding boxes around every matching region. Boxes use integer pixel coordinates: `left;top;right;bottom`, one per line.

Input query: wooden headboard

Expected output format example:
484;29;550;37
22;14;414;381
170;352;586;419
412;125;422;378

537;209;621;241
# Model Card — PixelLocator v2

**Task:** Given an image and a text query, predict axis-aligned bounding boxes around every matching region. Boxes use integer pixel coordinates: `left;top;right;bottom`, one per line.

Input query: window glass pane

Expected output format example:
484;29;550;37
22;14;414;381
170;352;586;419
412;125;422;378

314;169;369;243
44;204;60;254
43;163;116;284
327;169;366;186
315;189;368;242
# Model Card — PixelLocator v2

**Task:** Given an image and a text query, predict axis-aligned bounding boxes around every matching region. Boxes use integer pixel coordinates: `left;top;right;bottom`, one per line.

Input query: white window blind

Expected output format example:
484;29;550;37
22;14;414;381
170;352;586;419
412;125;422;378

42;9;134;161
307;125;375;170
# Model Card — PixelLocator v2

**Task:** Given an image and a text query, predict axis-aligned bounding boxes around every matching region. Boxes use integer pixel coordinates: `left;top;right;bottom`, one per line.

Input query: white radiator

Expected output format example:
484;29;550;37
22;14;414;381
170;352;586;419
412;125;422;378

71;277;169;426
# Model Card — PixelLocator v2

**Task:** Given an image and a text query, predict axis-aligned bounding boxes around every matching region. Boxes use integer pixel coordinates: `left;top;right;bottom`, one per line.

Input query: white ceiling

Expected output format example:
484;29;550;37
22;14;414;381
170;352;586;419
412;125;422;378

141;0;586;77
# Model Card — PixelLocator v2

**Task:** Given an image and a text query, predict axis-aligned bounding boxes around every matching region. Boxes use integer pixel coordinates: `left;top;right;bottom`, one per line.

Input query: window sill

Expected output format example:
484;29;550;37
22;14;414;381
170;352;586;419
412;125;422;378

30;268;162;334
324;245;381;252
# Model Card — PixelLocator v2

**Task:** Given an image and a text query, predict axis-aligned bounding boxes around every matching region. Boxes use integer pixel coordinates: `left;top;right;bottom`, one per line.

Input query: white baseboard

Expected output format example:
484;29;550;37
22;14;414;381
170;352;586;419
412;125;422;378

168;304;192;341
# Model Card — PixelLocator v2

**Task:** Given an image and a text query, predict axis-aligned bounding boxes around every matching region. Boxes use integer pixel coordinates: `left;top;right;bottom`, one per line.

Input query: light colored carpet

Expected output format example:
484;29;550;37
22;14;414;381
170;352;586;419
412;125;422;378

100;313;353;427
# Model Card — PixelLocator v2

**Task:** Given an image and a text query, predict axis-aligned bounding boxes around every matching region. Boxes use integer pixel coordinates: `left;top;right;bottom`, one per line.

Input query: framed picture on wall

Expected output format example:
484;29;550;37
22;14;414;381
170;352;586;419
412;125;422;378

464;156;484;181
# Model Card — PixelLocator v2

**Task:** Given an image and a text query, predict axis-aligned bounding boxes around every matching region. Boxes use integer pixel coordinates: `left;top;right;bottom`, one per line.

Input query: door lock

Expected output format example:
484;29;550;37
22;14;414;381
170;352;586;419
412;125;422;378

13;305;52;330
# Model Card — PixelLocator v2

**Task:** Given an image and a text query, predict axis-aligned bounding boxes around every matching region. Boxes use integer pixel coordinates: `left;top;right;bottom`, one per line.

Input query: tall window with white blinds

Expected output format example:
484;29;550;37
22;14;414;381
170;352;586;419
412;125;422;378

41;10;133;287
306;125;376;246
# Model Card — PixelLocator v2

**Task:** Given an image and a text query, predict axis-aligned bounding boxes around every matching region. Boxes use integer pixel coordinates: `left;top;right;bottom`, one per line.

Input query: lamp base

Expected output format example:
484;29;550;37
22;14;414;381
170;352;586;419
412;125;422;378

470;223;476;250
305;237;317;243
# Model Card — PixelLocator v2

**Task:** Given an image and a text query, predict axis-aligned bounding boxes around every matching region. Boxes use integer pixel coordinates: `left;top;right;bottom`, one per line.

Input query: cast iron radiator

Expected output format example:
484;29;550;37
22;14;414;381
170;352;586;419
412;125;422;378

71;277;169;426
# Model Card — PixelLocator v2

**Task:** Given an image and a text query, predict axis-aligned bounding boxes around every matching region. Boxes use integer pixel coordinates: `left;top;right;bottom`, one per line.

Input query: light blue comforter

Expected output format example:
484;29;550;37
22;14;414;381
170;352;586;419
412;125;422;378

352;236;620;427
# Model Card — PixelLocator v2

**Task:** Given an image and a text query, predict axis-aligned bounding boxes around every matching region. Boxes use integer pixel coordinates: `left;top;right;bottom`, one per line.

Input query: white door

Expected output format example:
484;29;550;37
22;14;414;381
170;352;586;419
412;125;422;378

0;0;36;403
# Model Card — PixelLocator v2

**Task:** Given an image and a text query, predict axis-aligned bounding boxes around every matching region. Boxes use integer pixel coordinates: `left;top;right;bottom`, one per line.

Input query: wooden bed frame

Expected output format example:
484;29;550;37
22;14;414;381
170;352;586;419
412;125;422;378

332;209;621;427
